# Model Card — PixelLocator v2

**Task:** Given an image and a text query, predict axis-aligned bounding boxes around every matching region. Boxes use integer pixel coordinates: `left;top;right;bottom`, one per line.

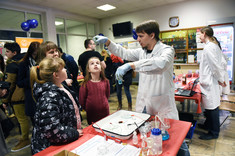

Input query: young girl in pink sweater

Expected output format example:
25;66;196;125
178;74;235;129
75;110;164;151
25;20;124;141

79;57;110;125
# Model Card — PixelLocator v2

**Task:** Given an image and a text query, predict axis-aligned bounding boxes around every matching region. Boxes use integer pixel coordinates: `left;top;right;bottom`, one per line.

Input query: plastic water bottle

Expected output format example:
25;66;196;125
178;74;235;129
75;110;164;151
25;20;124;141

132;131;138;145
150;128;162;155
118;79;122;85
141;136;148;156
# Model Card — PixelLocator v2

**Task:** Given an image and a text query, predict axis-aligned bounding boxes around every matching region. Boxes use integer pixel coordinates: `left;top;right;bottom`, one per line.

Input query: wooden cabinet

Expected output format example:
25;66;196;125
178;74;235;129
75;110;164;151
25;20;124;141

160;27;204;64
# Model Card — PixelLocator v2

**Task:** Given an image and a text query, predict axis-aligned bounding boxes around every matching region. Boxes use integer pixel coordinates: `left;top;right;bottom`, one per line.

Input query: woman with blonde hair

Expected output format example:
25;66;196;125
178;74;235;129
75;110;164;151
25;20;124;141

37;41;80;96
30;57;83;154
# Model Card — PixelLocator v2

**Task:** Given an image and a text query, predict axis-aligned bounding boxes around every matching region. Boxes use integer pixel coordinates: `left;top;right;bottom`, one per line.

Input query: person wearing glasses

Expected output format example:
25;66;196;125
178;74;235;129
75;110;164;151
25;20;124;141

78;39;106;77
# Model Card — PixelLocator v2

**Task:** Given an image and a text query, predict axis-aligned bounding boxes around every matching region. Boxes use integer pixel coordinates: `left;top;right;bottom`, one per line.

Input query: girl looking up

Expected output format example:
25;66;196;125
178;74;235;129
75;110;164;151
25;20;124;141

30;57;83;154
79;57;110;125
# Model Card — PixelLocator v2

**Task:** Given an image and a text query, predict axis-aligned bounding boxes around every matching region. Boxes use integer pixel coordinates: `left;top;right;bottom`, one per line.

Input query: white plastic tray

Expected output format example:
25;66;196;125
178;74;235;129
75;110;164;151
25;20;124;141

92;110;151;140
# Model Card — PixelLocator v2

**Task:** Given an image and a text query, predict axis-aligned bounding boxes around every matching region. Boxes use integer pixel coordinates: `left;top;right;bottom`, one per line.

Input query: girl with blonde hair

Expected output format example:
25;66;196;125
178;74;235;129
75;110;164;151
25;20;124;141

30;57;83;154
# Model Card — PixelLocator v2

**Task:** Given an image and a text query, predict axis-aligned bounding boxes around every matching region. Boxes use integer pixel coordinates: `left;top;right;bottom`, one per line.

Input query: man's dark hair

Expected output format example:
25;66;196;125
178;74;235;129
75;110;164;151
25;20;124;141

4;42;21;54
136;20;160;41
84;39;92;49
58;47;63;53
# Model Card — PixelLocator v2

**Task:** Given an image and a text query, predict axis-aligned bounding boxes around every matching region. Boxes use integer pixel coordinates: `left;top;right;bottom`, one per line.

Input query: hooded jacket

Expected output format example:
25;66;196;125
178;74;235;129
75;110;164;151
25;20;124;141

2;53;25;105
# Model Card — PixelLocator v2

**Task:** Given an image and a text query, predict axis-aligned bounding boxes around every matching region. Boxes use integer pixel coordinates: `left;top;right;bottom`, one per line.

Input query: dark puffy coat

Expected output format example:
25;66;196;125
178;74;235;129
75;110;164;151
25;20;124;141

2;53;25;105
31;82;79;155
17;57;36;117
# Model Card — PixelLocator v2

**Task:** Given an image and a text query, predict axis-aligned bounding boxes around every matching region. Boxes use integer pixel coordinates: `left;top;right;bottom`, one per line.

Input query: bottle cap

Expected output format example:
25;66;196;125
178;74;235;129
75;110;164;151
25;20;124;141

151;128;161;135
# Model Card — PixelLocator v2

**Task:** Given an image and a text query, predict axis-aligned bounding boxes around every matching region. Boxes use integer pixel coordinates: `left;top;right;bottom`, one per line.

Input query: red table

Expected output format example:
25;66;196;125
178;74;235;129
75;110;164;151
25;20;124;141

174;78;202;114
175;93;202;113
34;118;191;156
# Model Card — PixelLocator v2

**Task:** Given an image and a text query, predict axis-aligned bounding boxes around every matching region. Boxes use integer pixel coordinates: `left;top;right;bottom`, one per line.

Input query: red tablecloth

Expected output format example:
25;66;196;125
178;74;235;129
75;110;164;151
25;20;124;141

174;77;202;114
175;93;202;113
34;118;191;156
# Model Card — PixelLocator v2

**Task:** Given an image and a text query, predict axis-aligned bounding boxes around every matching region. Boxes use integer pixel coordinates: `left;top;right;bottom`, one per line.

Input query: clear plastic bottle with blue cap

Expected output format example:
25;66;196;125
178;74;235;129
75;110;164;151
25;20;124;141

150;128;162;155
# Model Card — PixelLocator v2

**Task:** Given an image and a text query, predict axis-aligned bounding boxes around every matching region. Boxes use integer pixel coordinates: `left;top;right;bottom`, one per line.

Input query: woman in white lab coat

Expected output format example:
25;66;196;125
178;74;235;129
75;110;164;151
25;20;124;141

199;26;226;140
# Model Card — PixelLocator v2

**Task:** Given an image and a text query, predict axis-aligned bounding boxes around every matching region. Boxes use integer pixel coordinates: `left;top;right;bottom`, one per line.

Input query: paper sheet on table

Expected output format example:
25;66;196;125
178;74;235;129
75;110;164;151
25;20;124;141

71;135;140;156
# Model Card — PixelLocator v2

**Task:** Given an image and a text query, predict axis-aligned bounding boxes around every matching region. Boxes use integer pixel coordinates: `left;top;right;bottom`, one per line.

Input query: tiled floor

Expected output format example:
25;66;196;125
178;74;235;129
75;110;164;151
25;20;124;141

4;84;235;156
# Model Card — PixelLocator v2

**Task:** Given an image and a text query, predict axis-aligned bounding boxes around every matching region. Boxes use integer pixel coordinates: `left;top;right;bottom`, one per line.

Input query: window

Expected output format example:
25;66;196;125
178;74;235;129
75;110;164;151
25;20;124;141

66;20;86;35
0;8;43;40
0;8;25;30
55;18;65;33
57;34;67;52
27;13;42;31
56;18;96;60
87;23;96;36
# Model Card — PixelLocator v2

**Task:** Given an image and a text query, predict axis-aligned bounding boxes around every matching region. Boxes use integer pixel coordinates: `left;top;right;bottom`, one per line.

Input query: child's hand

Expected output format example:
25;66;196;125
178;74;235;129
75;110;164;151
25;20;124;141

0;89;7;97
65;79;73;86
2;103;7;109
77;129;83;136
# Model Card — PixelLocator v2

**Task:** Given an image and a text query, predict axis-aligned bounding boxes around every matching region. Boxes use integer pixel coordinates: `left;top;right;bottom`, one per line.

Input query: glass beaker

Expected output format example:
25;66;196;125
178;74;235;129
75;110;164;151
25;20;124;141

157;112;170;141
157;112;170;130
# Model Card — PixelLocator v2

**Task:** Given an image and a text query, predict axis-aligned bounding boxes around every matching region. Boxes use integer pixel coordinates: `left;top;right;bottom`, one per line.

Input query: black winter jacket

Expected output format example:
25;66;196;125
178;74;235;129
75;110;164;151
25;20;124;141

31;82;79;154
2;53;25;105
17;57;36;117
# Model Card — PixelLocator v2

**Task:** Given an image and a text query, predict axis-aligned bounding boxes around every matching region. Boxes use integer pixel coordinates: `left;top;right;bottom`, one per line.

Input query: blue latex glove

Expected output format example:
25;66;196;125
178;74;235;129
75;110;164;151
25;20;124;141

93;35;108;44
115;63;132;81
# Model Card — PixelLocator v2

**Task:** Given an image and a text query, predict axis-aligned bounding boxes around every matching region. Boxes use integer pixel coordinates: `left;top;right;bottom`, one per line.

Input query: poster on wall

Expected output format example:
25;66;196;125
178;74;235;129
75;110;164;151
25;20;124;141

127;41;141;49
212;25;234;81
15;37;43;53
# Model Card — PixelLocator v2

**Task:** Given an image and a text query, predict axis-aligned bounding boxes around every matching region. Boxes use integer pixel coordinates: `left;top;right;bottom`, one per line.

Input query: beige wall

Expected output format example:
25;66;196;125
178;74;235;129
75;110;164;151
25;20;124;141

100;0;235;43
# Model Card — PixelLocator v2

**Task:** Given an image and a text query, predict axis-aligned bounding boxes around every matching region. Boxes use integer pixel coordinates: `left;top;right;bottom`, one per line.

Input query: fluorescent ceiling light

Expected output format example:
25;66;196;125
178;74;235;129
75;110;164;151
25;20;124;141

97;4;116;11
55;21;63;26
208;20;216;23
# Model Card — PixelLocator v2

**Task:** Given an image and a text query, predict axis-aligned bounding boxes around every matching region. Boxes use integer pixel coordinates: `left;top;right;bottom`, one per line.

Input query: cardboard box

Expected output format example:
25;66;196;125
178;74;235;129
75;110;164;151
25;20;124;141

54;150;79;156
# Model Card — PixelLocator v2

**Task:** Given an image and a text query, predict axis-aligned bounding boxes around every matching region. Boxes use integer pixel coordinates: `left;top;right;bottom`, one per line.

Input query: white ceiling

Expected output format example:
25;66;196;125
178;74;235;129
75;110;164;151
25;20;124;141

10;0;191;19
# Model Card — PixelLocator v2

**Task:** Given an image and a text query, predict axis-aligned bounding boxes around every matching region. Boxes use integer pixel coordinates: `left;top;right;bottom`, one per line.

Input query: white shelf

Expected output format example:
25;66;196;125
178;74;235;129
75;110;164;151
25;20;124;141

174;63;199;66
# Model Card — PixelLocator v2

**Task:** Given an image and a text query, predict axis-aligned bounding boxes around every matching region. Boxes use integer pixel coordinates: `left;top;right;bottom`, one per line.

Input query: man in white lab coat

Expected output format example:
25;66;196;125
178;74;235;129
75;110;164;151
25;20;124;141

94;20;178;119
94;20;190;156
198;26;226;140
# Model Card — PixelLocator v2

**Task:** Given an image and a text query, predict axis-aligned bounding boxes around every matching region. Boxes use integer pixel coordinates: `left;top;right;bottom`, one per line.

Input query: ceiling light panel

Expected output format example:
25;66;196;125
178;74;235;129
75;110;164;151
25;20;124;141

97;4;116;11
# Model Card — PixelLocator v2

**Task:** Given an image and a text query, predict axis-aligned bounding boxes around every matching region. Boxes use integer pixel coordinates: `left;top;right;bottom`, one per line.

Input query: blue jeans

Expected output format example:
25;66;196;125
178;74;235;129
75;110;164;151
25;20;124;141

177;141;190;156
116;81;132;103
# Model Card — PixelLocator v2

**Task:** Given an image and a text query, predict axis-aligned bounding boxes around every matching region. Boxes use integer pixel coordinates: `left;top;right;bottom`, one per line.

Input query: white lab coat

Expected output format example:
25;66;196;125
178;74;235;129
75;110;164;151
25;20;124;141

108;41;179;120
199;41;224;110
